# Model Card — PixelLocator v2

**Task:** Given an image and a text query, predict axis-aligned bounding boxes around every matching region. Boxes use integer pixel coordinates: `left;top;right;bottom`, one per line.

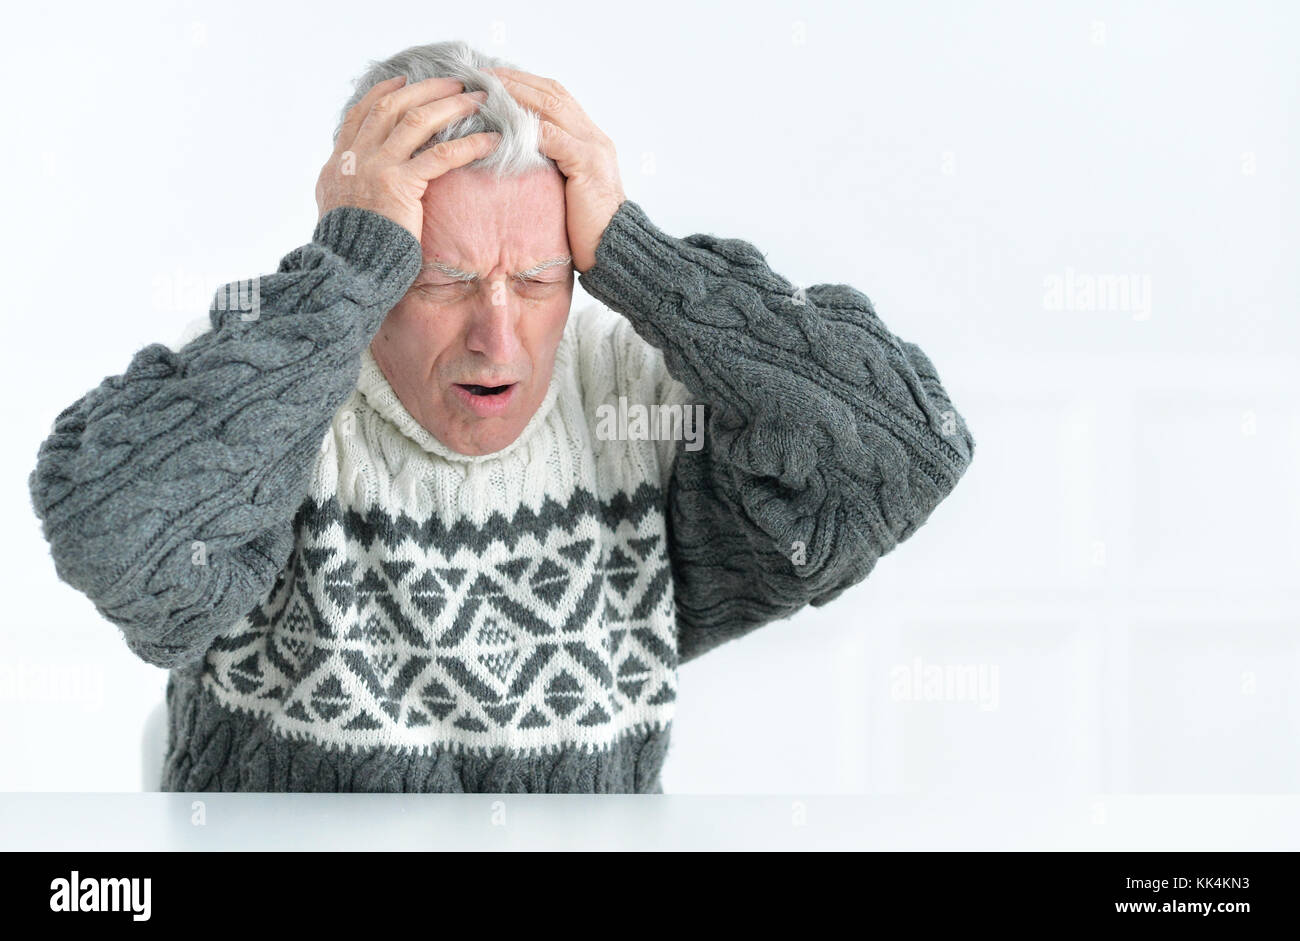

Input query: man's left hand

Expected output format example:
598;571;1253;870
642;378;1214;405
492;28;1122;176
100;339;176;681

486;67;626;273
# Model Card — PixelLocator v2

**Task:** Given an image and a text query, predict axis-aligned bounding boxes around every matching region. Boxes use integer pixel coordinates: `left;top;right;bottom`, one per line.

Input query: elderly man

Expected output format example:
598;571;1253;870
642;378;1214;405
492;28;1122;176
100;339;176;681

29;40;975;792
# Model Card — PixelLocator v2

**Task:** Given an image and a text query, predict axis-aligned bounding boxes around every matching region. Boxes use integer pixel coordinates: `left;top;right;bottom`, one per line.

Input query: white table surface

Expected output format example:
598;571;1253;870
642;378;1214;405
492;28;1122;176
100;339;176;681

3;792;1299;851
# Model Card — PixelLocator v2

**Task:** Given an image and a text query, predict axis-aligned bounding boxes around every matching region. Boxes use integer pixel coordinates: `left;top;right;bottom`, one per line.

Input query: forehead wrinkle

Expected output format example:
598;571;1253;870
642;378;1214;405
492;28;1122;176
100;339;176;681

419;255;573;282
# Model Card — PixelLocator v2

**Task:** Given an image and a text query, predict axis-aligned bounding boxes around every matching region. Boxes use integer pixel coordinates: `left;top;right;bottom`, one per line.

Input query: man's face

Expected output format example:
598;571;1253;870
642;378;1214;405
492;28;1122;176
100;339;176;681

369;164;573;456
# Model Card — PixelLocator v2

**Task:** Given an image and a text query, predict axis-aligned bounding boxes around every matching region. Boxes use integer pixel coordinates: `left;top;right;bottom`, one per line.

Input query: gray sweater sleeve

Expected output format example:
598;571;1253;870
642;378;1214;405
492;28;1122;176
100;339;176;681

577;199;976;664
28;207;422;670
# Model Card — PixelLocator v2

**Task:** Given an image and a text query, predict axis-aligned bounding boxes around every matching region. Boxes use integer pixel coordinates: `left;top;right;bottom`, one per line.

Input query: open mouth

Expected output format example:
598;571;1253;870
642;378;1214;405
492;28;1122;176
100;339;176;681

458;383;513;397
452;380;519;416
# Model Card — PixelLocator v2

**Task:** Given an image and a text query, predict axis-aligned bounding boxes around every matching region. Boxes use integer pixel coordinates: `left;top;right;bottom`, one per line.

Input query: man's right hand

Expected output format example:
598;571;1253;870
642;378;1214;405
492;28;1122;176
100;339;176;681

315;75;499;241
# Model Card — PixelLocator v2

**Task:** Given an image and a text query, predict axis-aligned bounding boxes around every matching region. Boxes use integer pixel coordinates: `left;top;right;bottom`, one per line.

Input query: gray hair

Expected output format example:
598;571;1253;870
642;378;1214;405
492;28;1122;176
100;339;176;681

335;40;557;179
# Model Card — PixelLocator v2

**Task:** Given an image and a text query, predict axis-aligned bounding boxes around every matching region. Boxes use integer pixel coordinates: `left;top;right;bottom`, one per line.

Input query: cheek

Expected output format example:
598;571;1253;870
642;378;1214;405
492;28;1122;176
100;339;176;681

521;299;571;372
380;300;461;365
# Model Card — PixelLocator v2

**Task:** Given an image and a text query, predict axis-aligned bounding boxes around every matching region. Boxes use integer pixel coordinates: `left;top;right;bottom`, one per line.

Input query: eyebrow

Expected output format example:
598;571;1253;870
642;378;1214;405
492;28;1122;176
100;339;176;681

418;255;573;282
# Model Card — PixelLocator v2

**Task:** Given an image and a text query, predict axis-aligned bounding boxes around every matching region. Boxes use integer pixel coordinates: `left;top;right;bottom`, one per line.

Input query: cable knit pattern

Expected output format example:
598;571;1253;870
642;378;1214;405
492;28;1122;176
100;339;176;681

28;207;423;670
30;198;974;792
576;200;976;663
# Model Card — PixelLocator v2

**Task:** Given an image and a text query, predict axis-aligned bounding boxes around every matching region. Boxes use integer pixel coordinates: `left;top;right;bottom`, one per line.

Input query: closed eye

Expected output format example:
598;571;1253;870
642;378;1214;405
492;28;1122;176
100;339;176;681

514;278;566;295
411;277;568;303
414;280;474;300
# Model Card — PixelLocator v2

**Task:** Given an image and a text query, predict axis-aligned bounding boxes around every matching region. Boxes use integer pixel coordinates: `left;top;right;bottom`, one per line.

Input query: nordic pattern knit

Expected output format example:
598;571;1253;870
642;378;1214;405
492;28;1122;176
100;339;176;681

28;200;975;792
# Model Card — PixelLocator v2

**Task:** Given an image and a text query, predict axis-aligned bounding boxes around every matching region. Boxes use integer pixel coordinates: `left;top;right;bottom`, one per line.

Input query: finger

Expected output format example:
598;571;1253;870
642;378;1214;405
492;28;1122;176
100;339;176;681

334;75;406;156
484;66;563;98
383;90;487;160
535;119;586;177
353;76;467;151
485;67;598;140
407;131;502;181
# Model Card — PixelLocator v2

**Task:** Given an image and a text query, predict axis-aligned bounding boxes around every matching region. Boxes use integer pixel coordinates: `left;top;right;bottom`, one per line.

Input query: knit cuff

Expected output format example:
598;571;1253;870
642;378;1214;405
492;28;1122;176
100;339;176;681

577;199;712;330
312;206;423;311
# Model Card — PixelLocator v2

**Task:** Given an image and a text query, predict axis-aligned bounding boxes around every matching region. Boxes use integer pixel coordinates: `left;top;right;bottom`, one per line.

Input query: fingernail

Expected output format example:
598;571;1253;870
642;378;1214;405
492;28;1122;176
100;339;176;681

471;90;488;100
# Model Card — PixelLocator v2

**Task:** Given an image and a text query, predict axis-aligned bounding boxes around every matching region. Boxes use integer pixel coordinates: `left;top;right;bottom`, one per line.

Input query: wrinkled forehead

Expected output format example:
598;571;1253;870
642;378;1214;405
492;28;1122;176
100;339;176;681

419;165;569;269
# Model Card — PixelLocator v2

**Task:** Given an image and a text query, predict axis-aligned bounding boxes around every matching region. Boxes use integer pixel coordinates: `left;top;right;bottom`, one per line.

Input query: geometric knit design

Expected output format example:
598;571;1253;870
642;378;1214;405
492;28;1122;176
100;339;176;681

201;485;678;755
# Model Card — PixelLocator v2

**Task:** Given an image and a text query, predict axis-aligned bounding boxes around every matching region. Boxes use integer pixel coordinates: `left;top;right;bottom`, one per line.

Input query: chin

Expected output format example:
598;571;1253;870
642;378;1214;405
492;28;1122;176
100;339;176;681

446;421;526;457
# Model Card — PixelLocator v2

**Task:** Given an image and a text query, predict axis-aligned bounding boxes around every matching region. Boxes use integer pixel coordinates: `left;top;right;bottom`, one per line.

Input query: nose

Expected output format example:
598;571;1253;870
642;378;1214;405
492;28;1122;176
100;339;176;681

464;279;522;364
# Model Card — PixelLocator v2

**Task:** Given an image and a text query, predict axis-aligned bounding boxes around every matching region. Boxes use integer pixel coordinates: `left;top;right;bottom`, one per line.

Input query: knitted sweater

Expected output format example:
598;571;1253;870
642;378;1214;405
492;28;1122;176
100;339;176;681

28;200;975;792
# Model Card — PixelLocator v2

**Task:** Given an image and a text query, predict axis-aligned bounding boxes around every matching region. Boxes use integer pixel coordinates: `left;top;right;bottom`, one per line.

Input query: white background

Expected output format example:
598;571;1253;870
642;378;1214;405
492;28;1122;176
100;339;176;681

0;0;1296;797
